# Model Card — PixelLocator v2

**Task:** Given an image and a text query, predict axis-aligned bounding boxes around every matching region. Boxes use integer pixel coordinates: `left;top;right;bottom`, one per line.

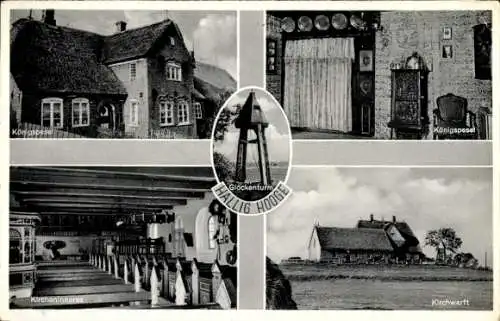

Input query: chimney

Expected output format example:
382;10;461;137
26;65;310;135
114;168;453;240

115;21;127;33
43;10;56;26
370;214;374;222
392;216;396;223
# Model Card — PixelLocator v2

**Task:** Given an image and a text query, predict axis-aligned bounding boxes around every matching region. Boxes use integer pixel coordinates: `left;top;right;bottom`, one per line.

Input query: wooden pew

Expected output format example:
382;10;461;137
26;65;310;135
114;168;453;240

175;258;192;306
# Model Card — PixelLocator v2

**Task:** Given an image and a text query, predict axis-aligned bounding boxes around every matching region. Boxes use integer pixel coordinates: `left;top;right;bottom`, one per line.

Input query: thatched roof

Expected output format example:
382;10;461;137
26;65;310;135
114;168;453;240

357;217;421;252
11;19;126;95
10;18;188;96
103;20;188;64
315;226;393;252
195;61;236;91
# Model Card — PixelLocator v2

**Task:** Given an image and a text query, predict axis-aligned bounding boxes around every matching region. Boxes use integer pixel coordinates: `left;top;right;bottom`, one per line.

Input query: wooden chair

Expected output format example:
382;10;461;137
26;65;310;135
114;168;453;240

433;93;478;139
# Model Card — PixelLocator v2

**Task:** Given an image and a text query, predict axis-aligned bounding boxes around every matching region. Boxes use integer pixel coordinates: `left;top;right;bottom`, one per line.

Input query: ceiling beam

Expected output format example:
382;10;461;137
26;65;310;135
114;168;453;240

21;198;187;207
10;173;215;190
10;186;206;199
10;180;211;193
12;166;215;183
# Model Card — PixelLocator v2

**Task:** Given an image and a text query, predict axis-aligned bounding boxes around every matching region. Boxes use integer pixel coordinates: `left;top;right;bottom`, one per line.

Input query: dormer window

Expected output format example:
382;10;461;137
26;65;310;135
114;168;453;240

169;36;175;46
130;63;137;81
166;62;182;81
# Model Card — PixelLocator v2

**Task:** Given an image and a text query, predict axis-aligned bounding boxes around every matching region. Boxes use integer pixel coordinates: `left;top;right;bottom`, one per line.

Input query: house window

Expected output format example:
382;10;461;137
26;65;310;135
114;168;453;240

159;100;174;126
177;101;189;125
208;216;217;249
130;63;137;81
129;100;138;126
166;62;182;81
71;98;90;127
41;97;63;128
169;36;175;46
194;102;203;119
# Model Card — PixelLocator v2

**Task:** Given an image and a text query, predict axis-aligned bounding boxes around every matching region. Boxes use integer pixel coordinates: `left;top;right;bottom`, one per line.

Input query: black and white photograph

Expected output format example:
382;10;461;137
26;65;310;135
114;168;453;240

266;167;492;310
10;10;237;139
211;88;291;202
266;10;492;140
9;166;237;309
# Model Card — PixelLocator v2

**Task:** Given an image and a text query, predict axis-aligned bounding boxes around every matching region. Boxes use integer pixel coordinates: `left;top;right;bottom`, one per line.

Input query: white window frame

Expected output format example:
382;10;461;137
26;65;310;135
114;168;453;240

71;98;90;127
166;62;182;82
193;102;203;119
130;62;137;81
129;100;139;126
208;216;217;249
177;100;190;125
41;97;63;129
159;100;175;126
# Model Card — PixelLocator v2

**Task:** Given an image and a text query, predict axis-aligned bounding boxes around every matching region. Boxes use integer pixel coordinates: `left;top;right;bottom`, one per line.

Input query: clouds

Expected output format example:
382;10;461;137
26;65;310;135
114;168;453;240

267;167;492;267
192;14;237;79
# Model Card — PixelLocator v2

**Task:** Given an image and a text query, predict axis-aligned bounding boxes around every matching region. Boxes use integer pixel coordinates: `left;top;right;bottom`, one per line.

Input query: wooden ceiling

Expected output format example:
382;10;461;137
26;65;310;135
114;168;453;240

10;166;216;216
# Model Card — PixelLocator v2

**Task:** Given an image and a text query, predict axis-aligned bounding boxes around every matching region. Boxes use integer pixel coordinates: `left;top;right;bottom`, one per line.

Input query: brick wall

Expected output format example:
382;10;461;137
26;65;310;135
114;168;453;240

375;10;492;139
148;27;197;138
266;14;283;104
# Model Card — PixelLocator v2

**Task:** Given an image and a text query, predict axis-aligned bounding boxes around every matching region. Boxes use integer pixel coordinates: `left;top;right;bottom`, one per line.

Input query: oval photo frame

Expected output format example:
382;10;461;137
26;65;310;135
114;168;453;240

210;86;293;216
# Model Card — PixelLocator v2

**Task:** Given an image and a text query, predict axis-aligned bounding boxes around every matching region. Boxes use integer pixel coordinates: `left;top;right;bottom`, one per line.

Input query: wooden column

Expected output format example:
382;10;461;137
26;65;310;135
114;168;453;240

124;258;130;285
107;256;113;275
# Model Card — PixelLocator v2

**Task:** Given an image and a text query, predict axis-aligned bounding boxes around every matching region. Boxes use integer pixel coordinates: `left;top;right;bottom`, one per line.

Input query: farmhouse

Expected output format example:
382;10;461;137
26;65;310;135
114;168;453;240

307;215;423;264
10;10;235;139
9;166;237;309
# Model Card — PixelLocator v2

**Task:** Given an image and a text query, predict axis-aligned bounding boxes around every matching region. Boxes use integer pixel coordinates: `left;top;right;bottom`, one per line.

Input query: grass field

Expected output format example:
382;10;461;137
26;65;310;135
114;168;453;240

280;264;493;310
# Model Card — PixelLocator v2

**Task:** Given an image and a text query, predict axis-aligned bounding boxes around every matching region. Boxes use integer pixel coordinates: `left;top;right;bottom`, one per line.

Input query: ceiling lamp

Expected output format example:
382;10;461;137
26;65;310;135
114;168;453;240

314;15;330;31
332;13;348;30
298;16;313;32
281;17;295;33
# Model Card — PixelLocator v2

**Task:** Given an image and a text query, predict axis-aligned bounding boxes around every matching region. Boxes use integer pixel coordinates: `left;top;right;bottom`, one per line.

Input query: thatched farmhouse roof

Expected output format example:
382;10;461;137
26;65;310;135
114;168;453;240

11;19;127;95
357;215;421;253
315;226;393;252
11;17;233;99
103;20;188;64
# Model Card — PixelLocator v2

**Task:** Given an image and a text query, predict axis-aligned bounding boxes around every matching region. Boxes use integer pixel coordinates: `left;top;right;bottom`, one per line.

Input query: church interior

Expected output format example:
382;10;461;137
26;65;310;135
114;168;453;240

9;166;237;309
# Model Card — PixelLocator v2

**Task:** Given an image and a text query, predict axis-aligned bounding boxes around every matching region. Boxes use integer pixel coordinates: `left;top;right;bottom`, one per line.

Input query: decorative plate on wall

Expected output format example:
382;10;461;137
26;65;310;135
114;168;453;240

298;16;313;32
332;13;348;30
350;14;365;30
315;15;330;31
281;17;295;33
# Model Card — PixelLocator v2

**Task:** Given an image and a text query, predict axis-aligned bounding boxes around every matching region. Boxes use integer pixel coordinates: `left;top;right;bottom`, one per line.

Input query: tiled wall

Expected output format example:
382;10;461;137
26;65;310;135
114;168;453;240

266;14;283;104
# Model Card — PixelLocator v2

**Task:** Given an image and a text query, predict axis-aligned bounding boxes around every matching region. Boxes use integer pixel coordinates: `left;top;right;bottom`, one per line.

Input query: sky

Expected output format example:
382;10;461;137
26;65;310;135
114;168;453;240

267;167;493;267
214;88;291;164
11;10;237;79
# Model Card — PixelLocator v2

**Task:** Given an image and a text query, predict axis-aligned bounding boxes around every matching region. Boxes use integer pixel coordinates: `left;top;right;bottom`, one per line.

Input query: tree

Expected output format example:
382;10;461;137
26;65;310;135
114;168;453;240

424;228;463;263
204;88;236;140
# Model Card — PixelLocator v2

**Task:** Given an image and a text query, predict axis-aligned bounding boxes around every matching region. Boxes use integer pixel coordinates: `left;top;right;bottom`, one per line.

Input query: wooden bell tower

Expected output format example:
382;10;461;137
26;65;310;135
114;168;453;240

234;91;272;185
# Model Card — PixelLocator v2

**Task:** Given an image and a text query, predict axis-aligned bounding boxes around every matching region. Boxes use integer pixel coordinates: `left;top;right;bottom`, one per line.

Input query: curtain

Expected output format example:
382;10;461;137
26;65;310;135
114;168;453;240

284;38;355;132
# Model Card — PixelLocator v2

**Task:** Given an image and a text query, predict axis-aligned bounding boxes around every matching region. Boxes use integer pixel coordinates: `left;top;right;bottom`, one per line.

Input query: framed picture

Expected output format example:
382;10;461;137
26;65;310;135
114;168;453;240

266;38;278;74
442;45;453;59
359;50;373;72
443;27;452;40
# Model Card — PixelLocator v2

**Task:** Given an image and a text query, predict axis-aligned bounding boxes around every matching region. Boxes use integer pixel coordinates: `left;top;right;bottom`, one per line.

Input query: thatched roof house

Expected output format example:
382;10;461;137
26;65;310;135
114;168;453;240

10;11;235;139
